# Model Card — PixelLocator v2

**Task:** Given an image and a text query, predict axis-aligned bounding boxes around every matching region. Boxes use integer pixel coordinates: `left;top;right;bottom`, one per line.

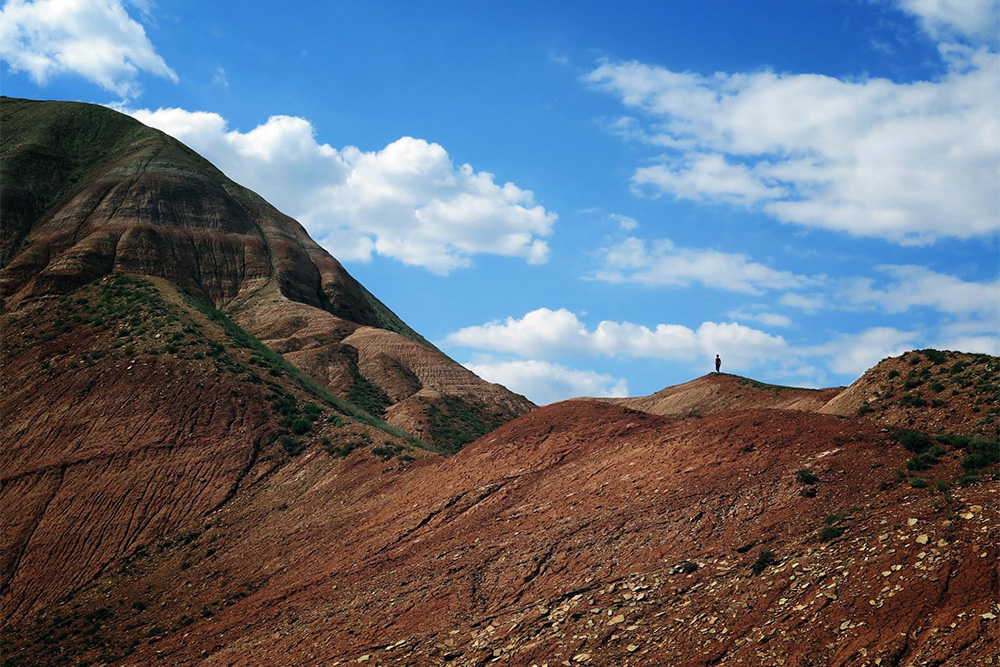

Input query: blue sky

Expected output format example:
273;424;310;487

2;0;998;404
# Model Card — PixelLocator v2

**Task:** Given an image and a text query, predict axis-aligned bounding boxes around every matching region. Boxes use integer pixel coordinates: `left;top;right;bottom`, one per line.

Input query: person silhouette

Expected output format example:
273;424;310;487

715;355;721;373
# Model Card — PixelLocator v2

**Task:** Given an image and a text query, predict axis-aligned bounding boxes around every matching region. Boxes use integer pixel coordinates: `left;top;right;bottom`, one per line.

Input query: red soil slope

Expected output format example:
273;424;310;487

6;400;996;666
0;275;424;626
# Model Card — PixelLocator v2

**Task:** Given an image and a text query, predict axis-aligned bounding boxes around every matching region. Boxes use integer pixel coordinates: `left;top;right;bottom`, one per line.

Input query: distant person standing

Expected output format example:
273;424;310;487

715;355;721;373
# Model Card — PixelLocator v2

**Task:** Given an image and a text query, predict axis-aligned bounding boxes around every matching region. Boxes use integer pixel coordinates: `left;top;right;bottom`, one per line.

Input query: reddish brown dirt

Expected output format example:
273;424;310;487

7;401;996;666
597;373;842;417
0;276;420;627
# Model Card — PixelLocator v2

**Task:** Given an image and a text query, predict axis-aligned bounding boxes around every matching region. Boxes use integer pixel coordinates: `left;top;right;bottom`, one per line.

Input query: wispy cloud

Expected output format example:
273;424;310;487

592;236;814;294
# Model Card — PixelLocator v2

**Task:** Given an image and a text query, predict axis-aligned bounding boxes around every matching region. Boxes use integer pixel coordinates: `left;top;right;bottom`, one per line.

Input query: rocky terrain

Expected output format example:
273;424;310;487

1;97;998;666
3;396;997;666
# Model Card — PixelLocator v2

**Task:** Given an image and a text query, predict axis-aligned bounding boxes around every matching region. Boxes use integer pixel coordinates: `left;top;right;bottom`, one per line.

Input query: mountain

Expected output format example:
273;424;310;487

2;97;997;666
0;96;534;454
0;96;530;627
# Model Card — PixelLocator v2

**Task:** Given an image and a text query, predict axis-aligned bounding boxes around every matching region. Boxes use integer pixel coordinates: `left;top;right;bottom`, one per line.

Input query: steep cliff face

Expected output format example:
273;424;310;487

0;97;533;452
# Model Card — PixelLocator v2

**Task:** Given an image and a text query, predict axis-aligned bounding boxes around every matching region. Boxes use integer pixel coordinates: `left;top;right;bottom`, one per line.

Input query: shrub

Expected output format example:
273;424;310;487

907;445;944;471
902;379;923;390
288;418;311;436
958;473;979;487
909;478;929;488
923;349;947;364
818;525;844;542
896;430;932;453
887;369;900;379
751;551;777;576
678;560;699;574
929;382;945;393
898;394;928;408
857;404;874;416
795;469;819;485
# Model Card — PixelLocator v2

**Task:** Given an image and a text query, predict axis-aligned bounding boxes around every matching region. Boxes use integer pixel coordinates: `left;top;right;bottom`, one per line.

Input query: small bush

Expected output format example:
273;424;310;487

923;349;947;364
898;394;928;408
677;560;699;574
907;445;944;471
857;404;874;416
958;473;979;487
751;550;777;576
929;382;946;393
288;418;311;436
887;369;900;379
909;478;929;488
818;525;844;542
896;430;932;453
795;469;819;485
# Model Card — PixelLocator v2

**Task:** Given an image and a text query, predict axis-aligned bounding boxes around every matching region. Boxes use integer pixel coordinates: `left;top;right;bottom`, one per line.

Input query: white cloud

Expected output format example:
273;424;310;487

464;359;628;405
123;107;556;274
609;213;639;231
844;264;1000;317
805;327;921;376
634;154;787;207
896;0;1000;42
593;236;811;294
584;45;1000;244
727;309;793;328
0;0;176;98
446;307;787;370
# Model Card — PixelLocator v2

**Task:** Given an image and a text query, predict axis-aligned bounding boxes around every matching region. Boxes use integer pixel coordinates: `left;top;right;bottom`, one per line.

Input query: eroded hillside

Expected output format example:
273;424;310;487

4;398;997;666
0;96;533;453
0;274;428;625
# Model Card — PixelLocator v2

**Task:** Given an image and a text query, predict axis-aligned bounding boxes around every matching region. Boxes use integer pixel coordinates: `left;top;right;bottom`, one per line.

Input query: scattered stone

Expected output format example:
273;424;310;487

907;518;918;526
608;615;626;625
627;644;639;652
916;534;929;545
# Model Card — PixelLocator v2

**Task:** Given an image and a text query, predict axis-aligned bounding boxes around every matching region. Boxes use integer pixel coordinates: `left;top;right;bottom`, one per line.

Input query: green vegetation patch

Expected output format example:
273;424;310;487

426;394;508;454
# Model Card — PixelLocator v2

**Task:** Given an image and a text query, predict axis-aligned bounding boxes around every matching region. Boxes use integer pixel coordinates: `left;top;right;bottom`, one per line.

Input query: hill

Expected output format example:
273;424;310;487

3;399;997;666
596;372;842;417
1;97;996;666
820;349;999;438
0;96;533;453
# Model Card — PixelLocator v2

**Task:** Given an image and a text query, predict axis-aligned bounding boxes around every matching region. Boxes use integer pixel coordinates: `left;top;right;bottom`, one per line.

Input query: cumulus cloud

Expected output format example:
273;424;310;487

896;0;1000;42
464;359;628;405
123;107;556;274
0;0;176;97
805;327;922;376
584;43;999;244
593;236;811;294
446;307;788;370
